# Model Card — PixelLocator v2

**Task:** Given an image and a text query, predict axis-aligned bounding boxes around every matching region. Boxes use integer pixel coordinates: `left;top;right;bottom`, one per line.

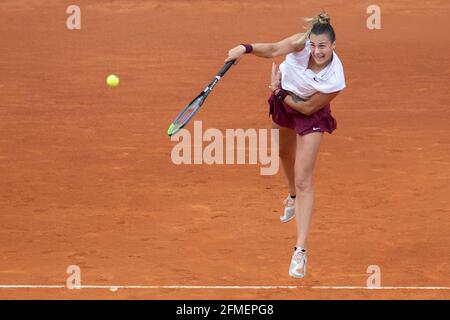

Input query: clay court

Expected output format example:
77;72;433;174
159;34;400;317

0;0;449;299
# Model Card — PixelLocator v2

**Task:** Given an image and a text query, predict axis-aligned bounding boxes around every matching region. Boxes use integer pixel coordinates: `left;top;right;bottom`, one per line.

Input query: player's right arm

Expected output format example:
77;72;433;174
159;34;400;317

225;33;307;64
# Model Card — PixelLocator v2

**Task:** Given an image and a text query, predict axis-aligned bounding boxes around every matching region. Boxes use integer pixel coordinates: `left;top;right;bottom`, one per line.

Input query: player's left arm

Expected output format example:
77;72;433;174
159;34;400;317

283;91;340;116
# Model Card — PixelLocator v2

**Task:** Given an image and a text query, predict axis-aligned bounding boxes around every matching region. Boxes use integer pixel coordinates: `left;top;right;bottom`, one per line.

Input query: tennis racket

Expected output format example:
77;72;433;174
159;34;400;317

167;60;235;136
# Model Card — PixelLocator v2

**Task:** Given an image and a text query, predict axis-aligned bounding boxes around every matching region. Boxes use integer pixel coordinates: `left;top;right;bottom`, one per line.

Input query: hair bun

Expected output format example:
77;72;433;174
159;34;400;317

301;11;336;43
317;12;330;24
304;11;331;29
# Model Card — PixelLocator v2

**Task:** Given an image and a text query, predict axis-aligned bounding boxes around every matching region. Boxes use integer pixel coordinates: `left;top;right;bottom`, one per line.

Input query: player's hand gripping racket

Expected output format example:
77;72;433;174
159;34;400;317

167;60;235;136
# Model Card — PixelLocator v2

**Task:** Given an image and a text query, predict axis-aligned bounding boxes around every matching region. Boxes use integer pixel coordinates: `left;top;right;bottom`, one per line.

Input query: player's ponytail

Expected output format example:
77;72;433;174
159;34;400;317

295;11;336;45
305;11;331;26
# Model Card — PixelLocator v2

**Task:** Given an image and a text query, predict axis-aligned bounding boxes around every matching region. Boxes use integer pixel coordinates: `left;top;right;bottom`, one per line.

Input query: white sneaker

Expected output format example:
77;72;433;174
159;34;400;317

289;247;307;278
280;195;295;223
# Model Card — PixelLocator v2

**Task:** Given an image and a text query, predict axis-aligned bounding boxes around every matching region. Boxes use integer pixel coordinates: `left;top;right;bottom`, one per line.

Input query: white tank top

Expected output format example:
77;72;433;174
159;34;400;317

279;40;346;99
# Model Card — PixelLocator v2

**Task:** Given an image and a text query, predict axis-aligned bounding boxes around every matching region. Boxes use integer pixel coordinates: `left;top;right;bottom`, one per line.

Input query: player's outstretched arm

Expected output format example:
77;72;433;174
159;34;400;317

225;32;307;64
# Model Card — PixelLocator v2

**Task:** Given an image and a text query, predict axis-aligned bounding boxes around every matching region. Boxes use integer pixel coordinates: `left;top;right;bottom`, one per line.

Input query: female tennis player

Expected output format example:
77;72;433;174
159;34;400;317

225;11;346;278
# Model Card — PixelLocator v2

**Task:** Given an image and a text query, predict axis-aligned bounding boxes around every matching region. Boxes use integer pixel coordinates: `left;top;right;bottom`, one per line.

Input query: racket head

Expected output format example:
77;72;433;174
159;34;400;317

167;93;206;136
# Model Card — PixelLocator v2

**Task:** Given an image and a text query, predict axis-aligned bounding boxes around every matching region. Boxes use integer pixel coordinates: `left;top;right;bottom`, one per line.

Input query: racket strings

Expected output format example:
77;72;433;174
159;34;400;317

176;99;202;125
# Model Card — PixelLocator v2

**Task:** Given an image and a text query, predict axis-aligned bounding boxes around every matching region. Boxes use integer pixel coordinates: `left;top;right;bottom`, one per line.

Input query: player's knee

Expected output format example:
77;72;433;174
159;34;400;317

279;147;293;160
294;175;313;193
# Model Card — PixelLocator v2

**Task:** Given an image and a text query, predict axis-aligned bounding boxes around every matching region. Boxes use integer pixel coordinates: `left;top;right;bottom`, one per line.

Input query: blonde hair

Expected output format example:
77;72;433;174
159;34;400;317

295;11;332;45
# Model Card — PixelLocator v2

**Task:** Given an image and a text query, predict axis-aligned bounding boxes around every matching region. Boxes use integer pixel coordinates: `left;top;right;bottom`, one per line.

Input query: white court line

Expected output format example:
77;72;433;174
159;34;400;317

0;285;65;289
0;285;449;290
311;286;450;290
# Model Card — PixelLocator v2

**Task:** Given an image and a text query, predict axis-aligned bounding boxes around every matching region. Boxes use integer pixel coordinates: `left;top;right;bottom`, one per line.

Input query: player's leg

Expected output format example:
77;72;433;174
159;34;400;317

289;131;324;277
272;122;297;222
294;131;323;247
272;122;296;195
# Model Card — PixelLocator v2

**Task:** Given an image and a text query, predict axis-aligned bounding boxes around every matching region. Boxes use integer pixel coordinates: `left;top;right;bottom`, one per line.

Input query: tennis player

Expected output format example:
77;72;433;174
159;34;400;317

225;12;346;278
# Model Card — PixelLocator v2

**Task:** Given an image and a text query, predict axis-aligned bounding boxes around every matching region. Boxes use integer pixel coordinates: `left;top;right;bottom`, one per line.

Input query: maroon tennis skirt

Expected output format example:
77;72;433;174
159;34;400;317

268;92;337;136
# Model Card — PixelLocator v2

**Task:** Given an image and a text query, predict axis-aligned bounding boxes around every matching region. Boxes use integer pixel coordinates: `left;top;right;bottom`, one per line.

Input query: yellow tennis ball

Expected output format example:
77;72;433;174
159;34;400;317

106;74;120;87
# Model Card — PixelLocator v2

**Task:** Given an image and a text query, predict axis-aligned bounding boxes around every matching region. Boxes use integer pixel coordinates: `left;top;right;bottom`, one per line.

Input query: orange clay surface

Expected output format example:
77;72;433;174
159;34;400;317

0;0;449;299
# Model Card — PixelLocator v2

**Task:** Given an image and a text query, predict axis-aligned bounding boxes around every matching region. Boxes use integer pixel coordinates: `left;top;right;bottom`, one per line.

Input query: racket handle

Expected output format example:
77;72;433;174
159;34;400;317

217;60;235;78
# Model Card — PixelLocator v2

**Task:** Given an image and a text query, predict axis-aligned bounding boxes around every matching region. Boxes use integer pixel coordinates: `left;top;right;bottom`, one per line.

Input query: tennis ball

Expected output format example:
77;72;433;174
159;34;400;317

106;74;120;87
